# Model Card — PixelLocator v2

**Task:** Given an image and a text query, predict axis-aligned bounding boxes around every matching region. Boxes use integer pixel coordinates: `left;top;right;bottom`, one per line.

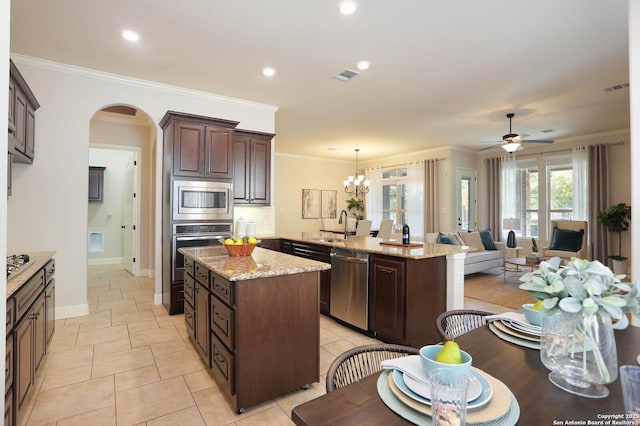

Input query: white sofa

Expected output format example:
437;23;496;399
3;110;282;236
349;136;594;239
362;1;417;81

426;231;506;275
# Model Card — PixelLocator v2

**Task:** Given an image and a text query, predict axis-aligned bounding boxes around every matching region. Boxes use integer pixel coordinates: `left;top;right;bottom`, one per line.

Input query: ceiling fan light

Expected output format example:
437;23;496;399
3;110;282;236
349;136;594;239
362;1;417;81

502;142;521;153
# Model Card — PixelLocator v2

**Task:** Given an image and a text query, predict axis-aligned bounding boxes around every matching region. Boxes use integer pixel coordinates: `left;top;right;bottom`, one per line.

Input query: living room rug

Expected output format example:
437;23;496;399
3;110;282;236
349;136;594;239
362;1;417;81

464;268;537;310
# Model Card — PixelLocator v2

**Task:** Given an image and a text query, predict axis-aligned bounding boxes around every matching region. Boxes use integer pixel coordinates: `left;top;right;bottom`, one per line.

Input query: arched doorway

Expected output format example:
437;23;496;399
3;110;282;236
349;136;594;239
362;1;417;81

88;104;157;278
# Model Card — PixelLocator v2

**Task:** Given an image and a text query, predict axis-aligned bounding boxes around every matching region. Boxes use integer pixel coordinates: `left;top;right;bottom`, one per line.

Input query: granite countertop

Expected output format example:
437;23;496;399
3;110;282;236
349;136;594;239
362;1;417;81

6;251;56;297
272;232;469;260
178;246;330;281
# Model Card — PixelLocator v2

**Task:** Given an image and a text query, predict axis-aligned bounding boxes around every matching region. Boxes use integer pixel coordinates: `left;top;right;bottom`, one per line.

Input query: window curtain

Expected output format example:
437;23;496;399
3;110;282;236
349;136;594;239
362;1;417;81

365;167;383;227
485;157;502;239
501;155;516;239
424;159;438;233
406;161;425;239
589;144;609;262
572;146;589;221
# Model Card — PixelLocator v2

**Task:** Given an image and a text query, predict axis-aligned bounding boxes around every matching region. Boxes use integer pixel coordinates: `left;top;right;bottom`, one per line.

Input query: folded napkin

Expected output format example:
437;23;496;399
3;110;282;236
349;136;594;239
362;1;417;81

485;311;541;334
380;355;429;385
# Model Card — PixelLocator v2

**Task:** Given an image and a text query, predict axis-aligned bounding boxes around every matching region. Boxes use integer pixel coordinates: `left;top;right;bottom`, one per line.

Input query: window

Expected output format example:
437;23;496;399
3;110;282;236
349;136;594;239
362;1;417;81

382;167;407;227
513;155;573;239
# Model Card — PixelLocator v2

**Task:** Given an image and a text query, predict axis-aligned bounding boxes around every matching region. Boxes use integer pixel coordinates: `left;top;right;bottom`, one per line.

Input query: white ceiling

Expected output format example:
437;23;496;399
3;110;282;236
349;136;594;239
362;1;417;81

9;0;630;161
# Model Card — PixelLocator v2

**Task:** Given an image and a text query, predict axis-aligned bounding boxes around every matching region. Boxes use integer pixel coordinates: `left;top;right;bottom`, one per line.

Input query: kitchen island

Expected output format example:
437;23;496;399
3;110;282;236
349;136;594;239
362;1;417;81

274;232;468;346
178;246;330;414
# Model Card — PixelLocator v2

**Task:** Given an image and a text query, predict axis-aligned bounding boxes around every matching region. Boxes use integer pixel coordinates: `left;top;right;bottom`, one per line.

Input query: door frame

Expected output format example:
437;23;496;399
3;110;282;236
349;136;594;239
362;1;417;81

456;167;477;231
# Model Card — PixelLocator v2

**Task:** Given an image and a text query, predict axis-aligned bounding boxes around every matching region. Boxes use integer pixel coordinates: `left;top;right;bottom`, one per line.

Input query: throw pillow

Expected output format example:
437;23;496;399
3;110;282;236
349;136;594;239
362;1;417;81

458;231;484;251
437;232;457;245
550;227;584;252
449;232;465;246
478;228;498;250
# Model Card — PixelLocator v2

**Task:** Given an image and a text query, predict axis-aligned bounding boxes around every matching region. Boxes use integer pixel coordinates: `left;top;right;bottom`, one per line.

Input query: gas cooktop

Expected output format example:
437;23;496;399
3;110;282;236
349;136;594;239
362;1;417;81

7;254;33;280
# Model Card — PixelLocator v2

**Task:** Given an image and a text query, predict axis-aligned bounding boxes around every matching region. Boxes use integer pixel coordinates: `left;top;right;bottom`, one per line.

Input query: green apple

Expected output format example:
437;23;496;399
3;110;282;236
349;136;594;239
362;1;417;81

435;341;463;364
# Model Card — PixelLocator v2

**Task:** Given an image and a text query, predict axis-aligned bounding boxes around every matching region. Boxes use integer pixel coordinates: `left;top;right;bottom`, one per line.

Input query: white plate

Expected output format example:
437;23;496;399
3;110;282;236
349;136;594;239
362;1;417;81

637;354;640;365
392;369;493;410
489;322;541;350
500;319;541;336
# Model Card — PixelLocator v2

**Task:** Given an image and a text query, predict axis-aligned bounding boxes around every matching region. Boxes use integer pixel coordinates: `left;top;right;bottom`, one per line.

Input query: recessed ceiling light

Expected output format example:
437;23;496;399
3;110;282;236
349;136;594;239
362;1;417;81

338;0;358;15
122;29;140;42
262;67;276;77
356;61;370;71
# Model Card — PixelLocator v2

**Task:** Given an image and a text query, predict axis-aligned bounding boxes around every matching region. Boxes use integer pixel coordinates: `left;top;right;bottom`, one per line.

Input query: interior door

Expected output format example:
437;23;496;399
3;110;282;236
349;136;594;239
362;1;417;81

457;168;476;231
123;157;137;275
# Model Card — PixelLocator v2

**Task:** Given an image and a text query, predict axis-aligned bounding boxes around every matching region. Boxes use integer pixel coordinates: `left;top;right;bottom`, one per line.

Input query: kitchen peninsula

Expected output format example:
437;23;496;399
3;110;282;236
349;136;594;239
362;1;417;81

276;232;468;346
178;246;330;414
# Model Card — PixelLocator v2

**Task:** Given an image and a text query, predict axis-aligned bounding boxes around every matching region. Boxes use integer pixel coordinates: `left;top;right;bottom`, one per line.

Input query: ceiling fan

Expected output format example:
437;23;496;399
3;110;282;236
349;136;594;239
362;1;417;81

480;113;554;153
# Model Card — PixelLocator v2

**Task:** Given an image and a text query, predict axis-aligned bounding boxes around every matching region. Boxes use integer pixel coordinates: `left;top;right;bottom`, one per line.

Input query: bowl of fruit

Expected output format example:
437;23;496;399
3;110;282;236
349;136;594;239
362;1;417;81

420;341;472;377
220;237;260;257
522;301;543;326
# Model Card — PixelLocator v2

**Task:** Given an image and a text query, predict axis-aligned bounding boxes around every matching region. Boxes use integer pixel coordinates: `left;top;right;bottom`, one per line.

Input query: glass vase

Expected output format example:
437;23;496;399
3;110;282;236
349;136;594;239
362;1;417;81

540;311;618;398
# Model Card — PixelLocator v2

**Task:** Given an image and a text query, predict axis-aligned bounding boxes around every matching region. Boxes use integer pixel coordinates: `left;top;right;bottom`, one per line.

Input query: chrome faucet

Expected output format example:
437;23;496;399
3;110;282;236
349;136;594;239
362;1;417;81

338;209;349;240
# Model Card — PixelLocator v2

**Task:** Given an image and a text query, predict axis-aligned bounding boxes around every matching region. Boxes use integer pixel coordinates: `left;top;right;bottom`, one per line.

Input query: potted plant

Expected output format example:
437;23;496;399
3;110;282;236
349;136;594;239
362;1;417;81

597;202;631;275
346;197;365;220
526;238;539;263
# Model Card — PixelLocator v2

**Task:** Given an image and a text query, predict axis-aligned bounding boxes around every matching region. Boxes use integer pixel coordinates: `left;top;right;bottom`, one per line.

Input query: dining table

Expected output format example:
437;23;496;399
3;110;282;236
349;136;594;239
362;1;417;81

291;323;640;425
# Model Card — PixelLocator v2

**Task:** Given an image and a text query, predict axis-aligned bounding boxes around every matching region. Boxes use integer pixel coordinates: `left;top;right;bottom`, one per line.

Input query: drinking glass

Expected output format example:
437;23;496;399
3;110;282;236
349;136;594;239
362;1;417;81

621;365;640;426
429;369;470;426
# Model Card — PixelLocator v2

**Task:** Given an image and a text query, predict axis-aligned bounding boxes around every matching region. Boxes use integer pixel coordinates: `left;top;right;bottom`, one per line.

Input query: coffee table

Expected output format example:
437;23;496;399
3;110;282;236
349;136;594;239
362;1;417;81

503;257;542;283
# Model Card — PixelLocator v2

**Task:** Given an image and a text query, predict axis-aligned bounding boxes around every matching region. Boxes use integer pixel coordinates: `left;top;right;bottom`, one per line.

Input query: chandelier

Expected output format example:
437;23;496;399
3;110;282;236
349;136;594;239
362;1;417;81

344;148;370;197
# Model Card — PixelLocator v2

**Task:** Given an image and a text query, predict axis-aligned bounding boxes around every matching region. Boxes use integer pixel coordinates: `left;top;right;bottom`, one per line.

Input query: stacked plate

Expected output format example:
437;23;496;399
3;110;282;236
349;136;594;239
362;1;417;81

378;356;520;425
486;312;541;350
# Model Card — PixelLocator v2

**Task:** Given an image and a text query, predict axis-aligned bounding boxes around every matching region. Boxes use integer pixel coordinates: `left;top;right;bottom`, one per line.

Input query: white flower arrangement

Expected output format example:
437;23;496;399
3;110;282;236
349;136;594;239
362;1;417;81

519;257;640;329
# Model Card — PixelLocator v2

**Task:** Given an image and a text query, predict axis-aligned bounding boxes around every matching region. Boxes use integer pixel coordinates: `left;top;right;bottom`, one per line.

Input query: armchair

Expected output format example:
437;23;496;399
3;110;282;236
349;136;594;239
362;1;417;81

540;220;588;261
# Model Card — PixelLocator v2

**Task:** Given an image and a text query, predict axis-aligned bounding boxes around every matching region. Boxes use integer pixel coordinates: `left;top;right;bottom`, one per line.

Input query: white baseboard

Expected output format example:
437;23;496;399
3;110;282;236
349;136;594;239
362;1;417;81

154;293;163;305
55;304;90;320
88;257;123;266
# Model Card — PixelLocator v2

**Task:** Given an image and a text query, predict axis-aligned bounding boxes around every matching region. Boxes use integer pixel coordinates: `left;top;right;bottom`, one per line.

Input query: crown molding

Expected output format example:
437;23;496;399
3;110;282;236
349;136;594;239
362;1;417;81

10;54;279;113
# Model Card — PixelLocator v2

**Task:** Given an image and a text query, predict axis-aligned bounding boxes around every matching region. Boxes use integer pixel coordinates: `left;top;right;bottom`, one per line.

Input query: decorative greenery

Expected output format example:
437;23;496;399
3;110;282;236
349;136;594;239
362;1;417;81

531;237;538;253
597;202;631;261
519;257;640;330
346;197;365;220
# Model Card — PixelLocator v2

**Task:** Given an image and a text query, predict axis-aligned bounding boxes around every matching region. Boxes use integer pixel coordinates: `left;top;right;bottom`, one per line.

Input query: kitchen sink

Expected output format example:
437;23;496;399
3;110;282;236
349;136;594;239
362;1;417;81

312;238;346;243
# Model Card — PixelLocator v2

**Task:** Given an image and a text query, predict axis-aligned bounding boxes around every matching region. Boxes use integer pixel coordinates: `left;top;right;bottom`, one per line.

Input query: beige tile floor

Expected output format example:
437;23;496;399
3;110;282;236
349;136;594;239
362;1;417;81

21;264;511;426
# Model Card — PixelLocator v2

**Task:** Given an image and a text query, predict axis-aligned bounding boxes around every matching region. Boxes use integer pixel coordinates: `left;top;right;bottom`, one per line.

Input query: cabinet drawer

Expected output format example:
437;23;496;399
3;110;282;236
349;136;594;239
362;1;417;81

44;260;55;284
195;262;209;288
184;302;195;339
6;298;14;333
183;274;195;307
5;334;13;390
211;274;233;306
184;257;194;277
15;269;44;322
211;332;235;395
211;295;234;350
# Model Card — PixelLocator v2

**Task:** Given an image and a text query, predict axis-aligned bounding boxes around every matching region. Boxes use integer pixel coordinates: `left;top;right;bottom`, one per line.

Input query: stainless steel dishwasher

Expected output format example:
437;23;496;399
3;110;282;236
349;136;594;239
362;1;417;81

330;248;369;331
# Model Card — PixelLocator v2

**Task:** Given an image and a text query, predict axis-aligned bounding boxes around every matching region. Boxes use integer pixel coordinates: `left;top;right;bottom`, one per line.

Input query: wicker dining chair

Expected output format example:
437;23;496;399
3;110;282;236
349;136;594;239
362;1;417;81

325;343;419;393
436;309;492;341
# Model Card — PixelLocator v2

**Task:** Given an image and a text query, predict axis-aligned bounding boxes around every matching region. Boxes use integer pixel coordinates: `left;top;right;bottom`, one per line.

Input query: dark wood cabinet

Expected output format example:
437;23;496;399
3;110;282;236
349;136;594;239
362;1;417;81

256;238;280;251
194;282;210;365
8;258;55;426
8;59;39;165
369;254;446;347
88;166;106;202
369;255;405;343
161;112;238;179
233;130;274;206
281;240;331;315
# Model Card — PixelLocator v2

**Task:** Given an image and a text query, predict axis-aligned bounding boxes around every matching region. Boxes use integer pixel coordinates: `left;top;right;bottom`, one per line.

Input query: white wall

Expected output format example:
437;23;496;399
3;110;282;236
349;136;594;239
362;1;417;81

6;56;276;318
630;1;640;290
1;0;9;413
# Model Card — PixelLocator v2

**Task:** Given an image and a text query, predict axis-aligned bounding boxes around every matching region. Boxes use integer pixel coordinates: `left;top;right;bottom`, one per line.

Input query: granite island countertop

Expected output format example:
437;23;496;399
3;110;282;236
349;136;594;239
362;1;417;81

178;246;330;281
6;251;56;297
264;232;469;260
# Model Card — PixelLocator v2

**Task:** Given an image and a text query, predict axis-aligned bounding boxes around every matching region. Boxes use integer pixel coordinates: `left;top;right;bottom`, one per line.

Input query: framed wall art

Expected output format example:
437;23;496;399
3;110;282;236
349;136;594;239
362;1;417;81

321;190;337;218
302;189;321;219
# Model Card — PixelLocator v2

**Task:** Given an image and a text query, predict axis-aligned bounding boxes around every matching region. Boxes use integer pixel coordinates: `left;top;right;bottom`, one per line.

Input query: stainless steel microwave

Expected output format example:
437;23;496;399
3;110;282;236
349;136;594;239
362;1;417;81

173;180;233;221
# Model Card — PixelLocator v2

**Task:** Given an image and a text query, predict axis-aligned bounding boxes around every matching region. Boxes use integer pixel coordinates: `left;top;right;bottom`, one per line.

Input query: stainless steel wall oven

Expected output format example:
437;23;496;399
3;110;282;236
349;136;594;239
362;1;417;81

172;222;233;282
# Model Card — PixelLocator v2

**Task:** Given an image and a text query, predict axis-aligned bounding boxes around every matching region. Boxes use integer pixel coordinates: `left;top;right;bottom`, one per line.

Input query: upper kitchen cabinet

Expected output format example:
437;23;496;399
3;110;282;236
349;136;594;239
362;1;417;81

8;59;40;164
160;111;238;179
233;129;274;206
